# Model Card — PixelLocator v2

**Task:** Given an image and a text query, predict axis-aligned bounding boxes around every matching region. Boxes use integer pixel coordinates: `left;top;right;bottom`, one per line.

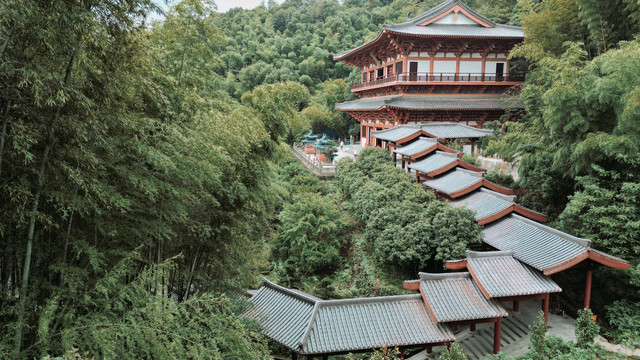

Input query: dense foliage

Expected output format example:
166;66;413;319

336;147;481;275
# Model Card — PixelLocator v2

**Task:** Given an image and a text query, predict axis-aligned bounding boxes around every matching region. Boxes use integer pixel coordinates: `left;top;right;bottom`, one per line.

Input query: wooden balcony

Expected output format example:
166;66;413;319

352;72;525;91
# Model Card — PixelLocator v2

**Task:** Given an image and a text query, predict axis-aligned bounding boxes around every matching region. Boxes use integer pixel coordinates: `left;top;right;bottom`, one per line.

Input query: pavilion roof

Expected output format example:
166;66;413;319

305;131;318;139
482;215;630;275
335;95;521;112
423;168;483;195
420;122;495;139
452;251;562;299
317;134;330;143
371;125;423;143
407;272;508;323
393;137;441;157
334;0;523;60
450;189;548;225
245;279;455;355
423;169;514;198
407;151;459;175
370;122;495;145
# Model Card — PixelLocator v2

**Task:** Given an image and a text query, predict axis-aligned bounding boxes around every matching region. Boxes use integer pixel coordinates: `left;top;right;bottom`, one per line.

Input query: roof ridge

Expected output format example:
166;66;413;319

456;168;484;177
466;250;515;258
298;301;320;350
419;272;470;280
317;294;423;306
435;150;459;158
479;188;516;202
510;214;591;248
262;278;320;305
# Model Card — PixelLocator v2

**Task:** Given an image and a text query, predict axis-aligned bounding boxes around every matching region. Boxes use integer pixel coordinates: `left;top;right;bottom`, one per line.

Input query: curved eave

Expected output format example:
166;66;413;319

334;29;389;61
542;249;630;275
477;205;549;226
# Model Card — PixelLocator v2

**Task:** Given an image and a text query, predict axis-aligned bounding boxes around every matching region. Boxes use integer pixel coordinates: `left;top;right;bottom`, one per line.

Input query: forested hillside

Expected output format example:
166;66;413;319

1;0;640;358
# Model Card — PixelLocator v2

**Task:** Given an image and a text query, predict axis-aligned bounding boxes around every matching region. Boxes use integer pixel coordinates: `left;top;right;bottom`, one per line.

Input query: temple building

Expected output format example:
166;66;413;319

333;0;524;146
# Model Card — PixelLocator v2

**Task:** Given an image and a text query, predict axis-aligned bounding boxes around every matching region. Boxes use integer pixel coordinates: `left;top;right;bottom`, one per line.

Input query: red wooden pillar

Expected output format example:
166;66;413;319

470;323;476;332
426;345;433;354
493;317;502;354
513;301;519;312
292;352;298;360
401;159;405;169
399;348;404;359
584;268;593;309
542;293;550;323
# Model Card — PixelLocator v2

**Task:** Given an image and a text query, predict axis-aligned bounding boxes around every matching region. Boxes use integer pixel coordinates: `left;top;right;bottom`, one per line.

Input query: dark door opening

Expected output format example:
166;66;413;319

496;63;504;81
409;62;418;81
377;68;384;79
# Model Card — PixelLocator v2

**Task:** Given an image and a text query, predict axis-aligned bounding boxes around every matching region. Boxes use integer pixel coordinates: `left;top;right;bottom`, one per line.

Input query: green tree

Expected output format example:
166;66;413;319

271;192;353;285
575;308;599;348
440;342;468;360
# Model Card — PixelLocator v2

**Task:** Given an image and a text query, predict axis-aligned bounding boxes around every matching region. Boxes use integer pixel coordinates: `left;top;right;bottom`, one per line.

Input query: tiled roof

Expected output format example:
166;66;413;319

384;23;524;39
465;250;562;298
245;279;455;355
334;0;523;59
244;279;318;350
407;151;459;175
423;168;483;195
371;125;422;142
393;137;440;157
451;189;515;221
420;122;495;139
417;272;508;323
405;0;496;27
302;295;455;354
335;95;521;112
482;215;590;274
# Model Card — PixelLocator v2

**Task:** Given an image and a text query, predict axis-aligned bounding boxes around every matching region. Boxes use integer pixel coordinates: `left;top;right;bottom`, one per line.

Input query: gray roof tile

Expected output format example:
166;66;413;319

418;272;508;322
371;125;422;142
244;279;317;350
407;151;459;175
481;215;590;273
420;122;495;139
303;295;454;354
423;168;483;195
465;250;562;298
393;137;440;157
451;189;515;221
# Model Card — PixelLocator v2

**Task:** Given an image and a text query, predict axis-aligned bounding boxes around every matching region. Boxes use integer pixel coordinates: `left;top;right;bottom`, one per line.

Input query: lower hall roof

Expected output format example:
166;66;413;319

245;279;454;355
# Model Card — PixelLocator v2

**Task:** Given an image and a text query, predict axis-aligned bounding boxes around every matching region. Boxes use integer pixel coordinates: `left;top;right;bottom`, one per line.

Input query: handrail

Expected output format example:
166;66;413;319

292;144;338;177
352;72;524;90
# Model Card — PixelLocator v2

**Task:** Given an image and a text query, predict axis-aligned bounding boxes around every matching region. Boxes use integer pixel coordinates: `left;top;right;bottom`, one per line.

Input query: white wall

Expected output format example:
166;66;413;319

433;61;457;73
432;12;478;25
416;60;430;73
459;61;482;73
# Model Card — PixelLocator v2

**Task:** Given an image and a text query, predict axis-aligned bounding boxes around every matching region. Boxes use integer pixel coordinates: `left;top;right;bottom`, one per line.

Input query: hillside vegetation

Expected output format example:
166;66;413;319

1;0;639;358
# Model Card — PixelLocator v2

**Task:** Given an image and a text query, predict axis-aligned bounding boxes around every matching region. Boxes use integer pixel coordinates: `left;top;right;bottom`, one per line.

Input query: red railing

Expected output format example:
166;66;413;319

352;72;525;90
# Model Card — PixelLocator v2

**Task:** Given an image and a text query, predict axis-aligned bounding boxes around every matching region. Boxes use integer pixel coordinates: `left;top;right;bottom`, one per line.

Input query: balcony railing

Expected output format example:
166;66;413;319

352;72;525;90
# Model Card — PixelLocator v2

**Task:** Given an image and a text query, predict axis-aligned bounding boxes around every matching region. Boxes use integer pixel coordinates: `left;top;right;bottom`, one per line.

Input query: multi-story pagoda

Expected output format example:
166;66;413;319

334;0;524;147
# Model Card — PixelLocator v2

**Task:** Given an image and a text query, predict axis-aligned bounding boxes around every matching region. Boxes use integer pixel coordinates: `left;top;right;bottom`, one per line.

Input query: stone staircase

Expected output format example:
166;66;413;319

408;310;532;360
